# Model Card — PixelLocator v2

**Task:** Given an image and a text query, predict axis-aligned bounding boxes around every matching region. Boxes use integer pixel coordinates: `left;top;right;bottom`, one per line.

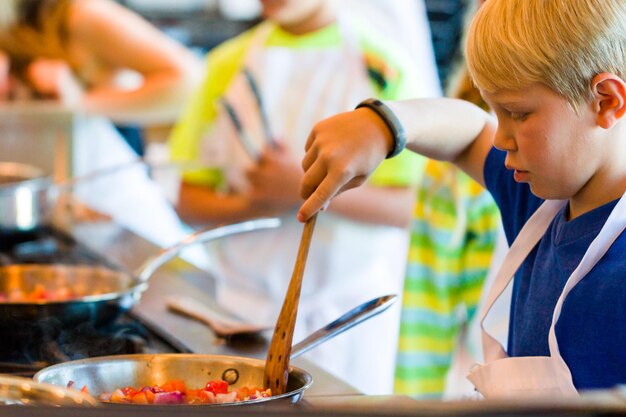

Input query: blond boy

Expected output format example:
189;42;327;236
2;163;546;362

298;0;626;397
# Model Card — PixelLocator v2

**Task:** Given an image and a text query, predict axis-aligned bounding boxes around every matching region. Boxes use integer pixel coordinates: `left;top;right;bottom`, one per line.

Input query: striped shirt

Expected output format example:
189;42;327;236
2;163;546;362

394;160;501;398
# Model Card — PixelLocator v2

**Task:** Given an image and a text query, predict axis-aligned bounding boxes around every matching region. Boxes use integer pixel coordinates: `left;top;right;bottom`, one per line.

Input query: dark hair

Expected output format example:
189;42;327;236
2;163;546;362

1;0;71;75
18;0;59;28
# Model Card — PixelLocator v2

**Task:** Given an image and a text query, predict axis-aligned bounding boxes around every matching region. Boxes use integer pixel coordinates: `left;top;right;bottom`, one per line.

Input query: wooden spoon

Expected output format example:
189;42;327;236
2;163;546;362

264;213;318;395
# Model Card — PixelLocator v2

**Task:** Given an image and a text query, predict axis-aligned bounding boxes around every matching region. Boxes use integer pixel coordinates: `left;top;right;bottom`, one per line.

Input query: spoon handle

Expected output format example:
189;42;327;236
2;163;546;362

264;213;318;394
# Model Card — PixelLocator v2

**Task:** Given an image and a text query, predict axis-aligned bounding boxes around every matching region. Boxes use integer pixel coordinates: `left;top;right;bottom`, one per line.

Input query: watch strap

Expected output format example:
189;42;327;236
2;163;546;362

356;98;407;158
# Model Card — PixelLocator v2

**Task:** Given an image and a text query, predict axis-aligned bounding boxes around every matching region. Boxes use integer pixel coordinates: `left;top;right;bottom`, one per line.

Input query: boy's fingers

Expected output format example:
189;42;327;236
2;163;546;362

297;173;345;222
299;156;327;199
301;144;318;172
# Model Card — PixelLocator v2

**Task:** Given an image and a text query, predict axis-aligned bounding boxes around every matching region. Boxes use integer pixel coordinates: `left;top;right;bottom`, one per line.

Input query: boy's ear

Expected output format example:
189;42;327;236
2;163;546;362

591;73;626;129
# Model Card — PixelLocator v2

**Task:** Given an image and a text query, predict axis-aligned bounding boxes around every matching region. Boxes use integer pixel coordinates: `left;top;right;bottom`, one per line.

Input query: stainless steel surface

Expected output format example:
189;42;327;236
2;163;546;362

291;294;397;359
0;162;53;233
34;353;313;406
0;375;98;406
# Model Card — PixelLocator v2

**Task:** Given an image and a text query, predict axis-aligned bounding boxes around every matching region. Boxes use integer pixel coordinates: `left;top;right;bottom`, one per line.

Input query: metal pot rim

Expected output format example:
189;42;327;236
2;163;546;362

34;353;314;406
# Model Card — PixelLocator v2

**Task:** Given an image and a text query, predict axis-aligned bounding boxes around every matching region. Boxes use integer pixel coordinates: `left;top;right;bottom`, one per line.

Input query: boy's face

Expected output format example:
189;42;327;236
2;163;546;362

259;0;327;26
483;83;602;201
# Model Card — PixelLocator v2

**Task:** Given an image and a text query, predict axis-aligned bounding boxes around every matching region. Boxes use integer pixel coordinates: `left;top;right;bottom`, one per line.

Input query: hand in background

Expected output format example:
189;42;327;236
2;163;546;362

246;141;303;212
25;59;82;105
0;51;10;100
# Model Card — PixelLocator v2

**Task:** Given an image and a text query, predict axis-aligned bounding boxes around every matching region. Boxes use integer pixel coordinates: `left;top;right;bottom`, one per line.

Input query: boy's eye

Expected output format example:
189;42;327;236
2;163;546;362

510;111;529;121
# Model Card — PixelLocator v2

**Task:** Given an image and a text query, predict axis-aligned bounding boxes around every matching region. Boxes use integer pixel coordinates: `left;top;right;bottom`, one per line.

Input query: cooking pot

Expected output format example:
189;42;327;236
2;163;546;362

0;159;153;235
0;218;281;340
33;295;397;406
0;162;52;234
0;158;189;235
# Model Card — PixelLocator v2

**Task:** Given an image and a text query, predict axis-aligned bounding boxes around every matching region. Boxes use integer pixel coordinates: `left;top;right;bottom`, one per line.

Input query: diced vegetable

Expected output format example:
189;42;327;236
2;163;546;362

83;379;272;405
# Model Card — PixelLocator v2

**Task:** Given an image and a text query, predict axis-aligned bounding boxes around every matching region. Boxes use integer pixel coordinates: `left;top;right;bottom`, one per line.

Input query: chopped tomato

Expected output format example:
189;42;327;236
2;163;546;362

159;379;186;393
205;380;228;395
87;378;271;405
130;391;149;404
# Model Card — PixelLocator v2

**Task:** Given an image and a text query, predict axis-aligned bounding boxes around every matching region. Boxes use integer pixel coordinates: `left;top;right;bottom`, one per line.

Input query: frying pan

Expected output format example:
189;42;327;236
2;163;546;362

0;218;281;339
33;295;397;406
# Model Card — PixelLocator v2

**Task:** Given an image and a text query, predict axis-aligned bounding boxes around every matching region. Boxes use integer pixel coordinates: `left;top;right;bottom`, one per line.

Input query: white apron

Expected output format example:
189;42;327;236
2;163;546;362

468;192;626;398
71;116;210;270
199;19;408;394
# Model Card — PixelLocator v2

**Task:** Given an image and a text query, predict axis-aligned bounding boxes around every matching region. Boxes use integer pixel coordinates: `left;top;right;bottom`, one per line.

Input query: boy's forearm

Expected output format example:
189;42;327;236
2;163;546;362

176;182;278;227
386;98;495;185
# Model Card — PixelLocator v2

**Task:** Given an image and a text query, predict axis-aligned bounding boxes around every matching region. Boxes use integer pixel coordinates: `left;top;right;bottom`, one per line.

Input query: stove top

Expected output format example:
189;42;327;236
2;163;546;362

0;227;179;377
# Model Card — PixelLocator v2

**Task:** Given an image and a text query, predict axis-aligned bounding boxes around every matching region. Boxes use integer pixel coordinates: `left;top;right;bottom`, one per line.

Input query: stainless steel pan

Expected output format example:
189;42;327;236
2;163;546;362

0;218;281;337
33;295;397;406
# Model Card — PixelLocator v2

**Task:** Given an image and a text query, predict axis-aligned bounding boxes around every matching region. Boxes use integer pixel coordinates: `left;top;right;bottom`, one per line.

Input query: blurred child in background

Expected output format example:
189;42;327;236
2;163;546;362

168;0;439;394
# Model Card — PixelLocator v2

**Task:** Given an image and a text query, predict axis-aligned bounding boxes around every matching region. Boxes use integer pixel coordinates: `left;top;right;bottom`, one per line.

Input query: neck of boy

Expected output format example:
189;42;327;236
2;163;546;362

569;174;626;221
279;6;336;35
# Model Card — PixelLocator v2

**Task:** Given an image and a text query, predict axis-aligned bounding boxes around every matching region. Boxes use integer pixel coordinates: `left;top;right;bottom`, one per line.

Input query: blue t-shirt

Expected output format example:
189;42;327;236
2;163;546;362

484;148;626;391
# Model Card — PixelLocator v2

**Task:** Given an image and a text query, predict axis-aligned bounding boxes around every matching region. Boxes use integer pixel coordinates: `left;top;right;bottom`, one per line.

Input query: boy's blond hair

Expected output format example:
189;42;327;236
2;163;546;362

465;0;626;110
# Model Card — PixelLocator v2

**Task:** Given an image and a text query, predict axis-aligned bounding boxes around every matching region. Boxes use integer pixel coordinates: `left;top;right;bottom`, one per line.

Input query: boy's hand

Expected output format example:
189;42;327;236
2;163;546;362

297;109;392;222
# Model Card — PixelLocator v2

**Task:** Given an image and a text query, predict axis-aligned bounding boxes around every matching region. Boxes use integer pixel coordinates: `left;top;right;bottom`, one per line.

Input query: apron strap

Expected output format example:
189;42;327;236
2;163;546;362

480;199;567;362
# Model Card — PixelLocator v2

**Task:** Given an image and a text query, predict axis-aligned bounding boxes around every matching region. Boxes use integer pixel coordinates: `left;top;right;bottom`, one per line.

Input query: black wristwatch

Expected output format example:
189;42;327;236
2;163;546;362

355;98;407;158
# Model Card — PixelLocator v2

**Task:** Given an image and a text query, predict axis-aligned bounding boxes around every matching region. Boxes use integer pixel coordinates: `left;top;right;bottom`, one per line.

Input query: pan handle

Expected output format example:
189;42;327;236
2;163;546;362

135;218;281;282
290;294;397;359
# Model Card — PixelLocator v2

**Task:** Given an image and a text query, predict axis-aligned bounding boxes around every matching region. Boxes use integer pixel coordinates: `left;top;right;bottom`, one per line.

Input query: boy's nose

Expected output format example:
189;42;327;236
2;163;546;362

492;126;517;152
